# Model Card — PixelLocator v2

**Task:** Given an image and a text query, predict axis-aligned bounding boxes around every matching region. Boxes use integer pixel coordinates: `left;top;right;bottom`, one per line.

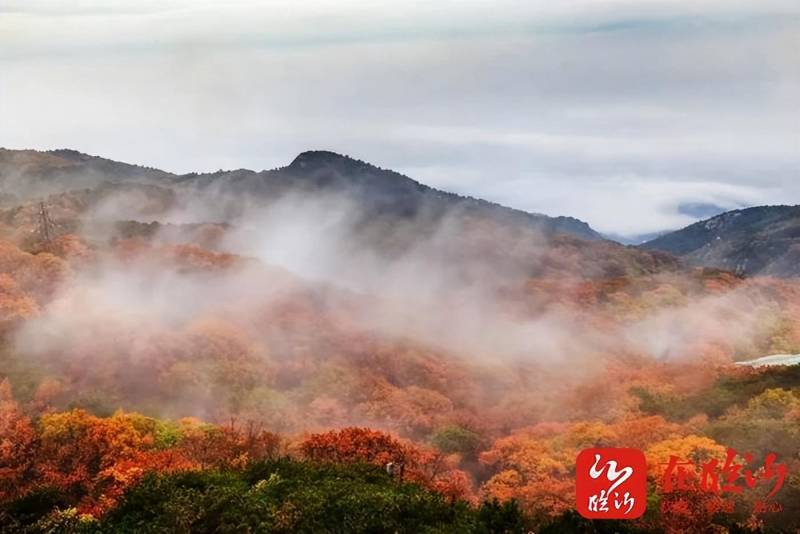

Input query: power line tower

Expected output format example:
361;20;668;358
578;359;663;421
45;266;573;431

37;201;57;243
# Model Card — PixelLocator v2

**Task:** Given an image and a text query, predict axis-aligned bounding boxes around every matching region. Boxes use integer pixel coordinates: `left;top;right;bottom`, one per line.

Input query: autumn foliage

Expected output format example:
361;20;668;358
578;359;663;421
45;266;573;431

299;427;473;501
0;380;283;515
0;228;800;532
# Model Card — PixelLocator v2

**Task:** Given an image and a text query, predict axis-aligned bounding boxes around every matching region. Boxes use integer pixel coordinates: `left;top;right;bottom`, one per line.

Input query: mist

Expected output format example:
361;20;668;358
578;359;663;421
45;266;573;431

4;180;791;437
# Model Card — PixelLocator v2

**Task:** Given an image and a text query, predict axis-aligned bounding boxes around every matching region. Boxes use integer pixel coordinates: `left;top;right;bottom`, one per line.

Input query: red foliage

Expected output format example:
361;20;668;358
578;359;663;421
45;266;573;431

300;427;413;466
0;380;37;501
178;419;283;469
0;384;282;515
300;427;474;501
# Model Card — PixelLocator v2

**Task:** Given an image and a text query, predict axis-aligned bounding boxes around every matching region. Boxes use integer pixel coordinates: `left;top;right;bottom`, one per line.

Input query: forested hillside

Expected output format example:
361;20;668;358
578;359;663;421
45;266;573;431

0;150;799;532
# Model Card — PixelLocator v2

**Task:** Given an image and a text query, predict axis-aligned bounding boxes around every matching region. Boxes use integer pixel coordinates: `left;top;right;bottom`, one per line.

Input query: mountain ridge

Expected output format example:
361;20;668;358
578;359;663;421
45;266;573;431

641;204;800;276
0;147;603;241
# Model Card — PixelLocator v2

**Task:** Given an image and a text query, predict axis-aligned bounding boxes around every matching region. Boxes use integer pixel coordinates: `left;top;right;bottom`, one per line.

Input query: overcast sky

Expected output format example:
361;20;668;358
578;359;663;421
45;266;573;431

1;0;799;236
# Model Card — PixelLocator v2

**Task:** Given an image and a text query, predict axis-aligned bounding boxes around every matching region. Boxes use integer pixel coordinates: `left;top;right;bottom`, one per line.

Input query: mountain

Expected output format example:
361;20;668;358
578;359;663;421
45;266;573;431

262;151;603;241
0;147;685;280
641;205;800;276
605;203;734;245
1;148;601;241
0;148;170;204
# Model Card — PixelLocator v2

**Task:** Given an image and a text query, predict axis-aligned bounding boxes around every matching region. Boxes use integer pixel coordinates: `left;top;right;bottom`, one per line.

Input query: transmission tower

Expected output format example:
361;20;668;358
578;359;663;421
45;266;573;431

37;201;57;243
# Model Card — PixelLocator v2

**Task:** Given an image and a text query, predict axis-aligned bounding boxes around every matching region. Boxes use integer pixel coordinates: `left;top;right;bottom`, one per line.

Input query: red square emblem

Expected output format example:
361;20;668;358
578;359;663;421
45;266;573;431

576;447;647;519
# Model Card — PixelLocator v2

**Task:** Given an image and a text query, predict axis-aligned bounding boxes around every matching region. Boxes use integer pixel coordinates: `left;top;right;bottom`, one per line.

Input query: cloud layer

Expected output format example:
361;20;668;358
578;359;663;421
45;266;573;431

1;0;799;236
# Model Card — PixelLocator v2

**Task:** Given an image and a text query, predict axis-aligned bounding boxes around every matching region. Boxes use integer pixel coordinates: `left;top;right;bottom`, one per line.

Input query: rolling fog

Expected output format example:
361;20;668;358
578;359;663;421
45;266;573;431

4;181;785;429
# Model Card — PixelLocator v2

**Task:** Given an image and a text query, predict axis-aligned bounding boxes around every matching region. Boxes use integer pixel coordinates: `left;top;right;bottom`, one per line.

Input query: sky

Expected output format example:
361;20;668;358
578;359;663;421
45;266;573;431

1;0;799;237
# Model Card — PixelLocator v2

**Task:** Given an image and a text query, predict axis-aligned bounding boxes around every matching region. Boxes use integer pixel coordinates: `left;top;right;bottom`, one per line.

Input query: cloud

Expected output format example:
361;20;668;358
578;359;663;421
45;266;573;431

1;0;798;236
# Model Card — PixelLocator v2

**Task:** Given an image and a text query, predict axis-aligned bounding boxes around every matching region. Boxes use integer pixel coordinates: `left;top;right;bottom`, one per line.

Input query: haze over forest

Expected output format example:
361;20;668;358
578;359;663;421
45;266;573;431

1;2;800;533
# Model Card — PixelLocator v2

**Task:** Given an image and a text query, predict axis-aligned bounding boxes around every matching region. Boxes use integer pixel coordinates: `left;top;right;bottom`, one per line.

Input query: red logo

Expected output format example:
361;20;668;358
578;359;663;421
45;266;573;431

576;447;647;519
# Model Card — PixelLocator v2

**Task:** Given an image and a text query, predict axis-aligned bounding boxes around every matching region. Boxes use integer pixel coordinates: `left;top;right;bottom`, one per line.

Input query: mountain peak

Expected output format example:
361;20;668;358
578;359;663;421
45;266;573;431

288;150;356;170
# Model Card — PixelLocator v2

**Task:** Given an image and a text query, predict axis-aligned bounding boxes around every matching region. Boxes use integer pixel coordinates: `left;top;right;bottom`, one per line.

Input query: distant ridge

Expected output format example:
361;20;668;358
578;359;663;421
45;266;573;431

641;205;800;276
0;147;603;241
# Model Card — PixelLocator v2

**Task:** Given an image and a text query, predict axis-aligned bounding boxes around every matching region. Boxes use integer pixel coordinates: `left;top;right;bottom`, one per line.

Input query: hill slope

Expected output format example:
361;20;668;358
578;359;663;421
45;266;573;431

0;148;684;281
642;205;800;276
0;148;600;241
0;148;171;204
